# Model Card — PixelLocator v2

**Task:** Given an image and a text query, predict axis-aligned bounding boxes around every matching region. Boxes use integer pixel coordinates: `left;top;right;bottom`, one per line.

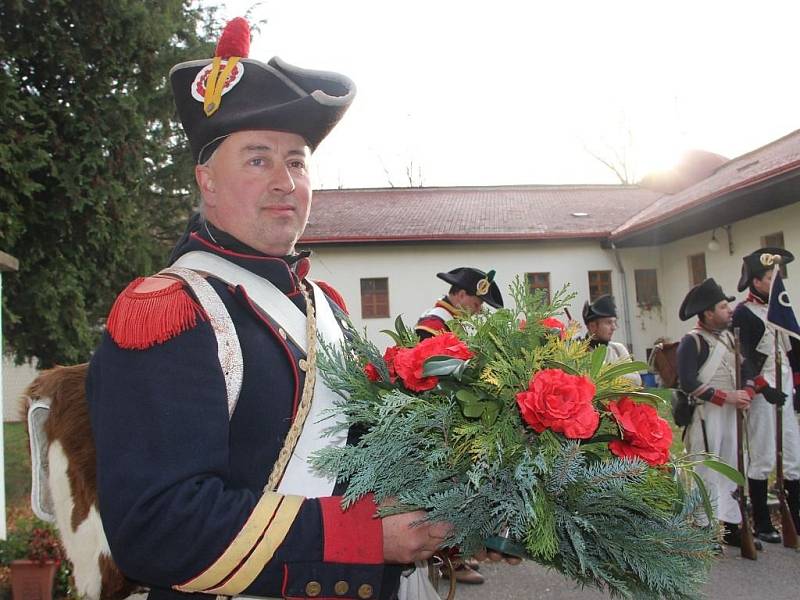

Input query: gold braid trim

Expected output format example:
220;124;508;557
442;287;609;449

265;280;317;492
175;282;317;597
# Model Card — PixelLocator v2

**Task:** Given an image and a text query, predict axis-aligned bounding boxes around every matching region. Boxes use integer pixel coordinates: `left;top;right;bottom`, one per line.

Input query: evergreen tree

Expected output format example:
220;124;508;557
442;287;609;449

0;0;220;366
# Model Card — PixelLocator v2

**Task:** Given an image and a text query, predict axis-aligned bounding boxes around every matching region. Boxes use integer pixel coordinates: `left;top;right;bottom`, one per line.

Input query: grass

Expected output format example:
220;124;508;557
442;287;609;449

3;423;31;513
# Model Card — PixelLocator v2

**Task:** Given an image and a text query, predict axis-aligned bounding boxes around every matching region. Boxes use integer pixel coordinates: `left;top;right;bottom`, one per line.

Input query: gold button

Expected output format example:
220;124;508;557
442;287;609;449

278;327;287;339
357;583;374;599
298;358;308;372
334;580;349;595
305;580;322;597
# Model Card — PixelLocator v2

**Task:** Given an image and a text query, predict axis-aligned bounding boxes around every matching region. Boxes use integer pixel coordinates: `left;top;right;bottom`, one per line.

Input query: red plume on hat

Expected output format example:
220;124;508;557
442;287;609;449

215;17;250;58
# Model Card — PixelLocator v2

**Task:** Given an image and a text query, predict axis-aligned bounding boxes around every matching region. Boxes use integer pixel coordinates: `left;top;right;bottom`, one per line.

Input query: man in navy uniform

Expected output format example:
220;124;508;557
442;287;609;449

87;18;449;600
732;248;800;542
415;268;503;340
676;278;759;548
582;295;641;385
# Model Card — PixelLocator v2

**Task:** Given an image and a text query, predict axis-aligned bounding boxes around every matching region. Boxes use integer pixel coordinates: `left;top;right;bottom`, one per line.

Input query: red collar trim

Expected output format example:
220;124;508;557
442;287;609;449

746;292;767;305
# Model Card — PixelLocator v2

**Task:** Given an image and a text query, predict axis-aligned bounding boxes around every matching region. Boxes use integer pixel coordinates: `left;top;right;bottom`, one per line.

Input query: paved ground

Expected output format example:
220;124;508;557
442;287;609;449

441;544;800;600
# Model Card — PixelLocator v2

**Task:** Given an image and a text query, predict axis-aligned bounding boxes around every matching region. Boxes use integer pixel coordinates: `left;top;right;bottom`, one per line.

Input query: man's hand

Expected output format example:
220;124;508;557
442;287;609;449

761;385;787;406
724;390;752;409
382;511;453;564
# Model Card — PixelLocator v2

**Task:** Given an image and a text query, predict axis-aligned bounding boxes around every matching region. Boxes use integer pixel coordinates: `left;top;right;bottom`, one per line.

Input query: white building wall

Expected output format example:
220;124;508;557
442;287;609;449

308;239;626;351
310;202;800;361
616;201;800;358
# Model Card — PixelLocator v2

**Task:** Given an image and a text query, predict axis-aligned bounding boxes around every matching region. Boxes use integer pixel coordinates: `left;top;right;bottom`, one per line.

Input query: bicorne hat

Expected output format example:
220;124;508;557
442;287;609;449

582;295;616;324
736;247;795;292
679;278;735;321
170;18;356;163
436;267;504;309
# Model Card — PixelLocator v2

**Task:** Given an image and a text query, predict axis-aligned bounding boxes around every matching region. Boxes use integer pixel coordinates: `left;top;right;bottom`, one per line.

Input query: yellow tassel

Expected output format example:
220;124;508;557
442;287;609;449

204;56;241;117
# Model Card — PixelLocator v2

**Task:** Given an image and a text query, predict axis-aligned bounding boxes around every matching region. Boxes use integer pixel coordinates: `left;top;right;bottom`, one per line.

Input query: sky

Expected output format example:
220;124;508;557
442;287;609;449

210;0;800;190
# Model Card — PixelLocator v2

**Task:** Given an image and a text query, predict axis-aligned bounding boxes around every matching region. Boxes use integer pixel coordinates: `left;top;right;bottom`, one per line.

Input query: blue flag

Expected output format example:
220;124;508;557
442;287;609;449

767;266;800;340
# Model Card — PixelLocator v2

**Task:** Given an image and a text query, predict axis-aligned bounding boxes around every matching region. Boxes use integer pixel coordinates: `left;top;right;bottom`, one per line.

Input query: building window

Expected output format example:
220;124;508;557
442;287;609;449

761;231;788;278
634;269;660;307
360;278;389;318
526;272;551;303
588;270;612;301
688;253;706;287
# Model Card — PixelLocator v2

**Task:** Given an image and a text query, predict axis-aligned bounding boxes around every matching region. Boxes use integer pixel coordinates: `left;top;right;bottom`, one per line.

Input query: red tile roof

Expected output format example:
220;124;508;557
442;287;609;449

612;129;800;240
301;130;800;245
301;185;661;243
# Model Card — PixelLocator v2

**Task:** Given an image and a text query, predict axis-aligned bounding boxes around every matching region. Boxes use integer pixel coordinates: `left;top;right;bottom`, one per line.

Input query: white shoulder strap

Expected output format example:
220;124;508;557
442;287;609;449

173;251;308;352
694;330;728;385
161;266;244;419
420;306;455;324
172;250;348;497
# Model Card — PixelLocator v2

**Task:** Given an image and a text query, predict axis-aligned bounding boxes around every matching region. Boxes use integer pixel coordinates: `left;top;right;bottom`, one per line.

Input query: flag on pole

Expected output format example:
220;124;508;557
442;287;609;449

767;265;800;340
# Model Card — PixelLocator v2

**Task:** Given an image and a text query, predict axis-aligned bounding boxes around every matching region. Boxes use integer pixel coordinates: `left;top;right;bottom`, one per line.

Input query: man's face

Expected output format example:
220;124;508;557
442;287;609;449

450;289;484;315
752;270;773;297
195;130;312;256
704;300;733;330
588;317;617;343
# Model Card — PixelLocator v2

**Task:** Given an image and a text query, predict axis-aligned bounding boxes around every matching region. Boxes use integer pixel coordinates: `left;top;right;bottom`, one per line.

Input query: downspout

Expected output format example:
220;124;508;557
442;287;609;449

610;241;634;353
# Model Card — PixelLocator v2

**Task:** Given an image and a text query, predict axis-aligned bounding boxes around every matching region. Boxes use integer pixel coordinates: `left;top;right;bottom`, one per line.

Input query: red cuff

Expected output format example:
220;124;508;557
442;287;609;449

710;389;726;407
319;494;383;565
754;375;769;391
794;372;800;386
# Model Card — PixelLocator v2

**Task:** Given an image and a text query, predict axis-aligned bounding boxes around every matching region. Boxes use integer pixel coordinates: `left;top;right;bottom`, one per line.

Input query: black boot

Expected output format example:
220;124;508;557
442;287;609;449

721;521;763;551
785;479;800;534
749;478;781;543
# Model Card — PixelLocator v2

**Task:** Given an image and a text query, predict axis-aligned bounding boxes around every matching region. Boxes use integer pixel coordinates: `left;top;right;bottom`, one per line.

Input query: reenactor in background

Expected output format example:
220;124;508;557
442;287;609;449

732;248;800;542
415;267;504;340
414;266;503;585
676;278;759;548
582;295;642;385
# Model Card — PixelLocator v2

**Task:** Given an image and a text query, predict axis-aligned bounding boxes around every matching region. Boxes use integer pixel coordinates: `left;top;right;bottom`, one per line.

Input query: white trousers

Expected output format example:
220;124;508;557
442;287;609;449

745;367;800;480
685;402;741;524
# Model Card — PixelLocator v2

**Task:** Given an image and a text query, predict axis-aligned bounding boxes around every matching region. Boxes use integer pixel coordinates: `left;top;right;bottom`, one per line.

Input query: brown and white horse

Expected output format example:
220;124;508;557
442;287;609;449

24;365;140;600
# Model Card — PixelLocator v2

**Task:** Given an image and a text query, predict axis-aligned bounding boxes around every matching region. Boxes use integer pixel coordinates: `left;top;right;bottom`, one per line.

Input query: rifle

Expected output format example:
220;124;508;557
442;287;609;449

734;327;758;560
774;336;799;548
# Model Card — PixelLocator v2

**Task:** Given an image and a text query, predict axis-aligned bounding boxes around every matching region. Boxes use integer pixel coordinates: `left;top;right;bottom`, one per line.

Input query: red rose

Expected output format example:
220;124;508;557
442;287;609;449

539;317;567;339
364;363;381;382
393;333;474;392
515;369;599;439
607;397;672;466
382;345;401;383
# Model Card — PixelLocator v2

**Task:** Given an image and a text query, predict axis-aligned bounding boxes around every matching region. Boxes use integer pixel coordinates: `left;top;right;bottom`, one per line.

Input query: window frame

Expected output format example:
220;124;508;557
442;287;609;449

360;277;390;319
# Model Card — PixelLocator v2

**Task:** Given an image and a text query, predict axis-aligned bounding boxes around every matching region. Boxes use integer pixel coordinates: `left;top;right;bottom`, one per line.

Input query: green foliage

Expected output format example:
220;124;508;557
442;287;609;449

0;518;64;565
0;0;223;366
314;278;716;600
0;514;74;599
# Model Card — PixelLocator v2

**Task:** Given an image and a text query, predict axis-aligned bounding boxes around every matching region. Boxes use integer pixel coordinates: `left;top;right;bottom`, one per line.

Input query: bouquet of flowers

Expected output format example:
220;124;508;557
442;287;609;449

313;280;718;599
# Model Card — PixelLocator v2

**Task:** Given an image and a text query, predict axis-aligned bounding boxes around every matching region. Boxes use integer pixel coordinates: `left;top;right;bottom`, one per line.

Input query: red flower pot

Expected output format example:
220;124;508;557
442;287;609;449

9;559;58;600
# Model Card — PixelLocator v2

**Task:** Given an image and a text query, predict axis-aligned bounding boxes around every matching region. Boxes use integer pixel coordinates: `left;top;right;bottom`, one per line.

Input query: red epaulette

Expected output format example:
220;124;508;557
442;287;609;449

106;276;208;350
314;280;349;315
415;316;447;335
